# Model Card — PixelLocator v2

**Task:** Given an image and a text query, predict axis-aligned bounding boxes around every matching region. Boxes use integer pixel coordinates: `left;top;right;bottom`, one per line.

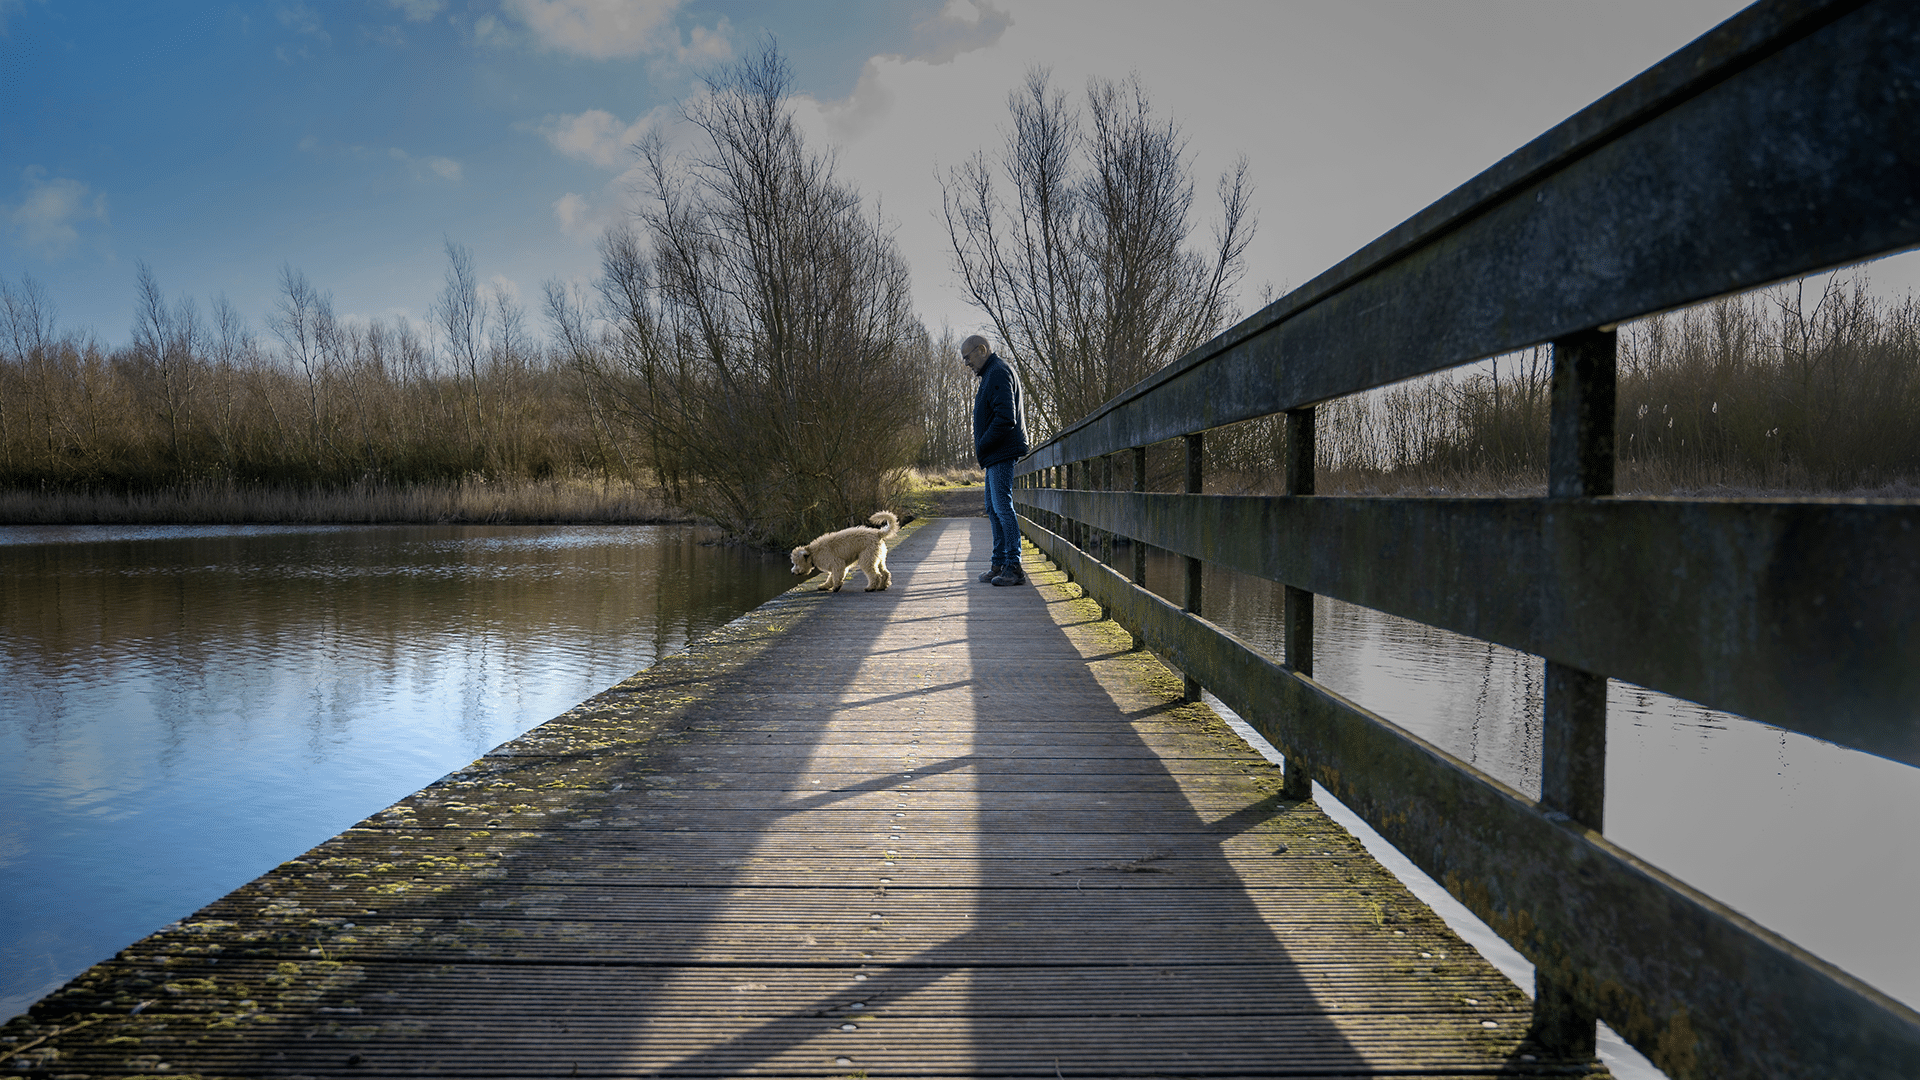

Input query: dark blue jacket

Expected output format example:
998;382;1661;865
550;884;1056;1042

972;353;1029;467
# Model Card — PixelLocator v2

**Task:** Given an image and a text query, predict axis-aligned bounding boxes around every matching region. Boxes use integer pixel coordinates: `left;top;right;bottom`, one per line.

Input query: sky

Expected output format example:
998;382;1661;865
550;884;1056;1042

6;0;1915;354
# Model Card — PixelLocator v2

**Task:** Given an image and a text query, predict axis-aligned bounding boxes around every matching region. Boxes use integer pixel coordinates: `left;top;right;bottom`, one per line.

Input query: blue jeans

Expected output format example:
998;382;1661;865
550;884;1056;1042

984;460;1020;568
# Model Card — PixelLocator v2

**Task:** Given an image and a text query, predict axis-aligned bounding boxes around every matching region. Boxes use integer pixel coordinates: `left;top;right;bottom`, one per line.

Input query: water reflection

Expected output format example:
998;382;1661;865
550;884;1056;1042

1132;545;1919;1012
0;524;792;1019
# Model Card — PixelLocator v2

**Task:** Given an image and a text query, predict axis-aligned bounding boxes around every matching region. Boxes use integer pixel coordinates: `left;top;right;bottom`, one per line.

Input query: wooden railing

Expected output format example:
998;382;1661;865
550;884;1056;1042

1010;2;1920;1077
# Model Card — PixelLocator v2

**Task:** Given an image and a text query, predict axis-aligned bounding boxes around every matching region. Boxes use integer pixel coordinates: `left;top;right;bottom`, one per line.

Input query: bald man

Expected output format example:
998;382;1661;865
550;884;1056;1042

963;334;1030;585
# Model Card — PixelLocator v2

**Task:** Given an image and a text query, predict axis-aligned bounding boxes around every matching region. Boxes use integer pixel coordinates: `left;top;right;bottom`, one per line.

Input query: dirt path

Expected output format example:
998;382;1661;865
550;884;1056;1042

919;483;985;517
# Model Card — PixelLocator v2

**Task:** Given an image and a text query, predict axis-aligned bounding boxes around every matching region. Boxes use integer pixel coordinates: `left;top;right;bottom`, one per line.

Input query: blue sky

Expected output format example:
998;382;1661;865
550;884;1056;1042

8;0;1911;352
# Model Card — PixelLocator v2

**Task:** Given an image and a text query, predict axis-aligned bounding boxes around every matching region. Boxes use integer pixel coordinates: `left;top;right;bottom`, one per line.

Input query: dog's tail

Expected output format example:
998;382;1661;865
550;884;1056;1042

867;510;900;539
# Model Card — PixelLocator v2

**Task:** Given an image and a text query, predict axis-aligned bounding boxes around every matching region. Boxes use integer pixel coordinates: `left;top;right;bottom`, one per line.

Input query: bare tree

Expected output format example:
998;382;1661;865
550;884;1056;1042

0;275;57;474
268;264;335;453
943;69;1255;438
543;275;637;485
558;41;924;544
132;262;204;464
207;295;254;475
910;323;974;470
433;240;487;458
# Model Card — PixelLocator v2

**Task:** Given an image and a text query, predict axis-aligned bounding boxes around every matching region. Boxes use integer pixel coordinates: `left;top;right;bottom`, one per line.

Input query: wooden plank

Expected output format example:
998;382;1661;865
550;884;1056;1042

2;519;1601;1079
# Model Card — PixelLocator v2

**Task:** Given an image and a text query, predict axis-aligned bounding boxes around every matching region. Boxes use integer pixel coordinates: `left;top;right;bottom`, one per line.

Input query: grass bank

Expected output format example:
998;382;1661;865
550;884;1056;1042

0;469;989;528
0;477;686;526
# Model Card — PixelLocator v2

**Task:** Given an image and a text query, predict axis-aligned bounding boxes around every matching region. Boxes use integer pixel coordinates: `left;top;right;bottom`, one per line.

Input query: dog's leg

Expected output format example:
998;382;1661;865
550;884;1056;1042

872;542;890;590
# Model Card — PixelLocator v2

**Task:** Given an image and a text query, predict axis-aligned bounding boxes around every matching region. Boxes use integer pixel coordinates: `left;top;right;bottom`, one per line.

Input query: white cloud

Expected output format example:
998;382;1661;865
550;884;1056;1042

534;99;712;246
278;2;330;42
388;0;444;23
537;108;653;169
300;138;463;182
678;18;730;64
910;0;1013;65
486;273;522;303
364;23;408;47
385;147;463;182
471;12;517;49
501;0;680;59
7;167;109;258
496;0;728;64
553;190;632;244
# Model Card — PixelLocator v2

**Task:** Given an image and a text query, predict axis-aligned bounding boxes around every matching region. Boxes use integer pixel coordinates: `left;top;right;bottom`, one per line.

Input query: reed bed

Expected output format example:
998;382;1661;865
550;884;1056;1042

0;478;683;526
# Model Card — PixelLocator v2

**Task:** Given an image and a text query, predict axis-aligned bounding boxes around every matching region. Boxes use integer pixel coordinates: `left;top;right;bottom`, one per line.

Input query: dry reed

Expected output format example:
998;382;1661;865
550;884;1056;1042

0;477;683;526
1307;274;1920;497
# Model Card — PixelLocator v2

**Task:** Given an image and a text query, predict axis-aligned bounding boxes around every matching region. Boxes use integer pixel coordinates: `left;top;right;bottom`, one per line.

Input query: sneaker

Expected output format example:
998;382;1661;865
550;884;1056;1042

977;565;1003;583
990;566;1025;586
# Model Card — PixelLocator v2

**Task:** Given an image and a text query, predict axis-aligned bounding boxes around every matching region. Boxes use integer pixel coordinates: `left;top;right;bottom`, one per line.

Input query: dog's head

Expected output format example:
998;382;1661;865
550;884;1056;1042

789;547;816;577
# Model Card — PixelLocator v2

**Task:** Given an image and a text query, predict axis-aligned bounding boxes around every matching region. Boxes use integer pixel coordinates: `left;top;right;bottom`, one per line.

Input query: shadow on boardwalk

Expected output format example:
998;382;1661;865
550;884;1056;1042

3;518;1595;1078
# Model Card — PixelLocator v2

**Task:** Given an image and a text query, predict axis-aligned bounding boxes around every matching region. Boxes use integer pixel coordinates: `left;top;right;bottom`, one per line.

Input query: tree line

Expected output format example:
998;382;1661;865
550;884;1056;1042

5;44;1909;542
0;47;1253;542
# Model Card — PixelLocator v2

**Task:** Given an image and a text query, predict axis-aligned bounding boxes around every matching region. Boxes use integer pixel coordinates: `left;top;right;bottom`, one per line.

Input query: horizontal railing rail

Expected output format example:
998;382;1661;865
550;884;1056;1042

1011;2;1920;1078
1033;491;1920;763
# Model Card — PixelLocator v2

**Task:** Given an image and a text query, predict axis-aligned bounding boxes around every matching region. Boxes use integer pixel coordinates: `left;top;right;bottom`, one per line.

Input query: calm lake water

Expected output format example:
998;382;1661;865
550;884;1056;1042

3;524;1914;1053
0;524;793;1020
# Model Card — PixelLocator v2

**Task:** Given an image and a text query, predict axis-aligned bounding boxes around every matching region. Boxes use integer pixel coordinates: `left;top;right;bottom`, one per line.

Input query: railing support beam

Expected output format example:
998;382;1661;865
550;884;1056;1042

1098;454;1114;620
1130;446;1148;650
1183;433;1204;702
1282;407;1316;801
1533;326;1616;1060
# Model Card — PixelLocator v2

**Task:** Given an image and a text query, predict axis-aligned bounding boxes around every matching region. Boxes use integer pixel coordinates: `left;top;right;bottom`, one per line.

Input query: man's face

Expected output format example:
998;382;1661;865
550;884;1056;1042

963;346;987;373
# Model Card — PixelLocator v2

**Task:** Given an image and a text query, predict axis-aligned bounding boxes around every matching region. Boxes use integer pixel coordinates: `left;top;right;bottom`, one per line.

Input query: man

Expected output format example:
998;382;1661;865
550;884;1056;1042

964;334;1030;586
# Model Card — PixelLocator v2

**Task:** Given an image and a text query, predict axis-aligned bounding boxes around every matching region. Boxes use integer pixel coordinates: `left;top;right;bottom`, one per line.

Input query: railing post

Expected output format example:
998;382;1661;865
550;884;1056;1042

1062;460;1075;555
1533;327;1616;1059
1131;446;1147;587
1066;460;1080;552
1101;453;1115;566
1183;433;1204;702
1097;454;1114;620
1282;407;1316;801
1129;445;1148;650
1052;463;1067;534
1075;460;1090;554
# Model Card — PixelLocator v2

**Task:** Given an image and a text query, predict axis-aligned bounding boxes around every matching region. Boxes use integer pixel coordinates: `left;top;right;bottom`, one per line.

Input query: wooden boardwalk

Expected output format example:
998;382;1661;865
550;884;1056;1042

4;518;1604;1078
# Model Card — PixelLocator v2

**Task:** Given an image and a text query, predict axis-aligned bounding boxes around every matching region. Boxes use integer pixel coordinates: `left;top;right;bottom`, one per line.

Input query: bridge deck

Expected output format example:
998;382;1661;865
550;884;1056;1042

5;517;1602;1078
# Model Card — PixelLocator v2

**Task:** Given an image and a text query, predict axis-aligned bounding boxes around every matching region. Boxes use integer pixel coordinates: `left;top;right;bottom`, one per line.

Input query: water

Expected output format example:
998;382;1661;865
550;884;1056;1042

0;524;793;1020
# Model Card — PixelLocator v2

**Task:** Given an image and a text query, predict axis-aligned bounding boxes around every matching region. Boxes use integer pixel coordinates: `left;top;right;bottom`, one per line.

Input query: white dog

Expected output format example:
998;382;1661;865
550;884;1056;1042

790;511;899;592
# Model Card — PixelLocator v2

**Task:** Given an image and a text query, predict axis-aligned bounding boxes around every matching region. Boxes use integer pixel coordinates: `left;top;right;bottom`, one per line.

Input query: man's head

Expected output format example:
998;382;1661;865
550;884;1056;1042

961;334;992;374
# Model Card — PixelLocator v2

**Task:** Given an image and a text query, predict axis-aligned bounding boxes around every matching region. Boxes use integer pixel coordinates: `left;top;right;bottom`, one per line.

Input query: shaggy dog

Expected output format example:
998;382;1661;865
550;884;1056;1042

790;511;899;592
